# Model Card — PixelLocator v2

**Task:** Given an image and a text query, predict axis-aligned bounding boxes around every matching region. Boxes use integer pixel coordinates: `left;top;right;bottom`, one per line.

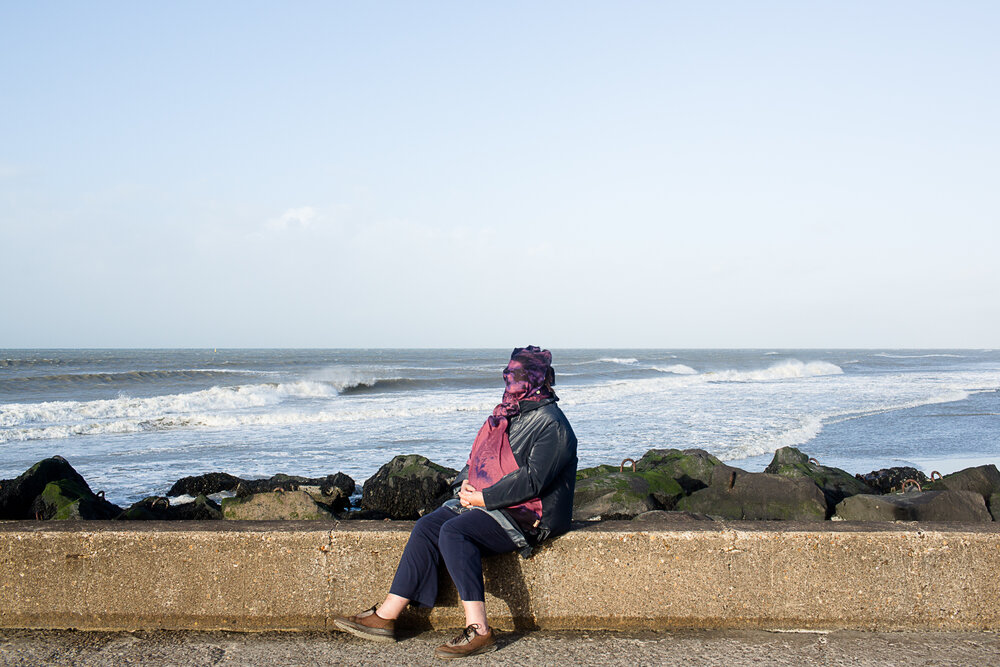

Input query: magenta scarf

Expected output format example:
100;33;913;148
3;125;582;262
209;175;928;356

467;346;555;521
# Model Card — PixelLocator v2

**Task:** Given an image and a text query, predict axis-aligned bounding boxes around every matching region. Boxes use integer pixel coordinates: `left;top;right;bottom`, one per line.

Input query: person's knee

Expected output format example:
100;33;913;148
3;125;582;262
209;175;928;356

411;513;441;543
437;518;470;553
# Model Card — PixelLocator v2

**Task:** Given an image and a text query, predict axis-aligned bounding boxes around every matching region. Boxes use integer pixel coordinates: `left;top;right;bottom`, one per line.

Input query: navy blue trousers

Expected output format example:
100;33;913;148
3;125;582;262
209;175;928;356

388;506;518;607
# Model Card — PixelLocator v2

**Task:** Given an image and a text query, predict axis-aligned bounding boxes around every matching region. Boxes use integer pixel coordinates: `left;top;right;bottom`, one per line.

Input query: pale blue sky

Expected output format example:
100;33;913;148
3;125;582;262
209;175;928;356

2;2;998;348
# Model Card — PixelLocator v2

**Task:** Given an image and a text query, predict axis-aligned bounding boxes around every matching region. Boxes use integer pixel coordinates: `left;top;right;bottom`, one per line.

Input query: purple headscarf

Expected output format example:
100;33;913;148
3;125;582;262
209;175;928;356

489;345;556;427
468;346;556;524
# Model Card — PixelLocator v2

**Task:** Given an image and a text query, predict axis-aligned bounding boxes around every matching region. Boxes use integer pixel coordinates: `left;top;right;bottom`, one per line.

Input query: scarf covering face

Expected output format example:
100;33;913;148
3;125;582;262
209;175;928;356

467;346;556;522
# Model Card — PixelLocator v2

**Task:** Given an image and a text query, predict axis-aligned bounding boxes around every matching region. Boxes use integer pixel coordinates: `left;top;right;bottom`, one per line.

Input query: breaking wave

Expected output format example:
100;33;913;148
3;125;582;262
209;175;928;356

706;360;843;382
652;364;698;375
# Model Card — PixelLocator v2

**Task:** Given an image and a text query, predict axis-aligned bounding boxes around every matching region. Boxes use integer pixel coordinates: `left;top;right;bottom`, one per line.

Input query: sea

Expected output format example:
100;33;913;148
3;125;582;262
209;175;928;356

1;349;998;507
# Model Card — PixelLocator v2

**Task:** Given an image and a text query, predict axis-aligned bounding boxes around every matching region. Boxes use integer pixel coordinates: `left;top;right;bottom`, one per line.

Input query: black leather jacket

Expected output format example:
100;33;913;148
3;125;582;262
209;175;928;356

449;397;577;556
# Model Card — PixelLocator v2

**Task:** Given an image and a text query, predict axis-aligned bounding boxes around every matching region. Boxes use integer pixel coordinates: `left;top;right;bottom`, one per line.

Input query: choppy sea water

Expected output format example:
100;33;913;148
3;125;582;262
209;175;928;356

1;349;998;506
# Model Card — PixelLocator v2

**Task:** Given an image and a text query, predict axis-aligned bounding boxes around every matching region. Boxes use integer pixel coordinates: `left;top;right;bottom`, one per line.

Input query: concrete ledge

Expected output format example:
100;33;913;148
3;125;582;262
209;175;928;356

2;520;999;632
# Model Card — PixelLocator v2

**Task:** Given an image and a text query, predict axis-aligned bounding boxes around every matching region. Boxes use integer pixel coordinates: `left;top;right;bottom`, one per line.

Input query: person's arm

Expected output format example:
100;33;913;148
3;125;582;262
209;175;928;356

481;419;572;510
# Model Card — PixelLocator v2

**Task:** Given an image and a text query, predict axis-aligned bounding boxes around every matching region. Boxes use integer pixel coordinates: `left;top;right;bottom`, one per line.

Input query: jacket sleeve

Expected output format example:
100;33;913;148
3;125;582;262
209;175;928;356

481;419;572;511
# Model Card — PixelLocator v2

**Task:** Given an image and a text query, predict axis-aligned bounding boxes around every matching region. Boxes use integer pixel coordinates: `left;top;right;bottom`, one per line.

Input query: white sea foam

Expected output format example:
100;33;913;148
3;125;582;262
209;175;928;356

652;364;698;375
0;381;337;429
305;366;399;392
598;357;639;365
720;416;826;461
706;360;843;382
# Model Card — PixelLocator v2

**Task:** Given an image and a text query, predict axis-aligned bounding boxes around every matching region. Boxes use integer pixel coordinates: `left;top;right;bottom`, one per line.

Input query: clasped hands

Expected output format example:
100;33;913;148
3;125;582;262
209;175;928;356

458;479;485;508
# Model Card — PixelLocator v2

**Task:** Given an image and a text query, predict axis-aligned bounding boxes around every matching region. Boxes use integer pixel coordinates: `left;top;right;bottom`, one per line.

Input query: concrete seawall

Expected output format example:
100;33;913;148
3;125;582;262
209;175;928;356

2;520;998;632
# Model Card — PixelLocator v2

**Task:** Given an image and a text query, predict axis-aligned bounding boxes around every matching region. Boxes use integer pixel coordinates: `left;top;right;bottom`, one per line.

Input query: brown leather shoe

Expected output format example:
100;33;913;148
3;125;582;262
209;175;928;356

333;605;396;643
434;624;496;659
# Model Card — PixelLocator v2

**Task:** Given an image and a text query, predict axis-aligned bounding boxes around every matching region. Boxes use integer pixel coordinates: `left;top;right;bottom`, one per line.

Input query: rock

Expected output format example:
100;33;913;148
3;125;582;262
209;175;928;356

242;473;355;513
167;471;356;513
989;493;1000;521
675;465;827;521
632;510;714;522
925;465;1000;501
573;462;685;520
166;472;243;497
764;447;874;516
635;448;722;493
118;494;223;521
573;472;665;520
222;490;334;520
31;479;122;520
0;456;98;520
855;467;927;494
834;490;992;522
360;455;458;520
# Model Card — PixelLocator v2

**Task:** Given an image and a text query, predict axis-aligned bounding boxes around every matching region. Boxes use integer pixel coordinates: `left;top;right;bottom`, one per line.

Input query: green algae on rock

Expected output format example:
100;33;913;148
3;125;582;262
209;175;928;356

676;465;827;521
360;454;458;520
764;447;874;517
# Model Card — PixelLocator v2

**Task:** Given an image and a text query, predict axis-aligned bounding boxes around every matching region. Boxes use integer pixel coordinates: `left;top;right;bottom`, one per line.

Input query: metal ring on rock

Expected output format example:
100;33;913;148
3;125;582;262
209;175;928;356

620;458;636;473
152;496;170;509
902;479;922;493
930;471;942;481
808;458;819;465
96;490;105;499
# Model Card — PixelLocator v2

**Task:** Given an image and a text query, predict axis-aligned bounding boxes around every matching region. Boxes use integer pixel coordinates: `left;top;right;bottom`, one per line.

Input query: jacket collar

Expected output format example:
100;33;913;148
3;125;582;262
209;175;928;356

516;396;557;415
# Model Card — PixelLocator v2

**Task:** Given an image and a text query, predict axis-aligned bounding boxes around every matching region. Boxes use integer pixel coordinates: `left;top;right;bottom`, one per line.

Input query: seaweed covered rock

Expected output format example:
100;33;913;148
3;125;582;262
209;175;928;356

834;490;992;522
32;479;122;520
855;467;928;494
118;494;223;521
166;472;243;497
676;465;827;521
573;459;686;520
572;448;723;521
764;447;874;516
924;465;1000;502
635;448;722;494
222;490;334;520
1;457;91;519
1;457;120;520
360;455;458;520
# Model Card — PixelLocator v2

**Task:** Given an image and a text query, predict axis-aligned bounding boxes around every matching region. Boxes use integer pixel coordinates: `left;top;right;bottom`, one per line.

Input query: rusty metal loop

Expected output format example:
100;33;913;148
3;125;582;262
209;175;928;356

619;458;636;473
808;458;819;465
152;496;170;509
930;471;942;481
902;479;922;493
96;490;105;499
274;487;286;495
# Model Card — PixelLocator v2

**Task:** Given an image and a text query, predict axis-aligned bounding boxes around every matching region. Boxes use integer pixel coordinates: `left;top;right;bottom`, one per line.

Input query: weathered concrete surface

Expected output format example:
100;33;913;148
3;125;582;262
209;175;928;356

2;628;999;667
2;520;999;633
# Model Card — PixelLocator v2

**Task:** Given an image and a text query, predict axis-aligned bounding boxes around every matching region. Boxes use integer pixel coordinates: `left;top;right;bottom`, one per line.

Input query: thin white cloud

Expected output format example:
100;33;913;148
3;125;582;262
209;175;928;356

264;206;319;232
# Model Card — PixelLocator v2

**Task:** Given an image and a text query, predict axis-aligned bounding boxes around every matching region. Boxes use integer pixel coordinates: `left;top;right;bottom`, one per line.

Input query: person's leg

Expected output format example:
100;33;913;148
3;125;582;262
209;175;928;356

335;506;458;641
437;509;518;634
379;506;457;614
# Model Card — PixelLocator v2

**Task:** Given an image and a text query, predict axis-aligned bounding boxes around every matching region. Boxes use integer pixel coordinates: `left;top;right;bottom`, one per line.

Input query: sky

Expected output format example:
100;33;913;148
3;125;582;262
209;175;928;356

1;2;998;348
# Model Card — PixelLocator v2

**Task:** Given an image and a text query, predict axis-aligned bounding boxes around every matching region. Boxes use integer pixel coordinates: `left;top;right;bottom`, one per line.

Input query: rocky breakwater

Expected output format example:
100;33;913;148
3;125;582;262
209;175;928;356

2;449;998;524
570;447;1000;524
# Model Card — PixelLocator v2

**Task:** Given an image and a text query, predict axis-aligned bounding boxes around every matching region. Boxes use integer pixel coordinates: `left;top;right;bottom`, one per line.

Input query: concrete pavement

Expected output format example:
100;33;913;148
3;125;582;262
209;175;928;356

2;628;998;666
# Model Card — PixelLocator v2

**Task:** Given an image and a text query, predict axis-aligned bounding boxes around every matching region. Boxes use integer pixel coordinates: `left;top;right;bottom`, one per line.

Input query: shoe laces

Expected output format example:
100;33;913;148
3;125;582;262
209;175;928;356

450;623;482;646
